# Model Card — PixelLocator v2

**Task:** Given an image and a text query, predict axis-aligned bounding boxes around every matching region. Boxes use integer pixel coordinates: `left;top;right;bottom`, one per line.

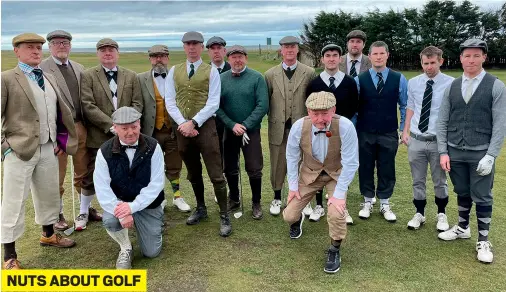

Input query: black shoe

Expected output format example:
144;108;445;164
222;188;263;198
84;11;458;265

228;198;241;212
324;246;341;273
289;213;304;239
219;214;232;237
252;202;263;220
186;206;208;225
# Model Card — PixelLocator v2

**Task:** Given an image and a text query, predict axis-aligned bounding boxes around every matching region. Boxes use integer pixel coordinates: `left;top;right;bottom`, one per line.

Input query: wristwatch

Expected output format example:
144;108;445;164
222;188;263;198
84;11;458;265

191;119;199;128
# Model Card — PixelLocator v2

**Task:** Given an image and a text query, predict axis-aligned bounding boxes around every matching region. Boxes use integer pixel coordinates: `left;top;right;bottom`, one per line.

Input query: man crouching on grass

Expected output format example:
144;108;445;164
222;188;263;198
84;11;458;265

283;91;359;273
94;107;165;269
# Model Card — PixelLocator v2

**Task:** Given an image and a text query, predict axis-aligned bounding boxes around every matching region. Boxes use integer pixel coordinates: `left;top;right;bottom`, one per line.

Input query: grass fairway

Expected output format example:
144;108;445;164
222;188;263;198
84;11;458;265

1;50;506;292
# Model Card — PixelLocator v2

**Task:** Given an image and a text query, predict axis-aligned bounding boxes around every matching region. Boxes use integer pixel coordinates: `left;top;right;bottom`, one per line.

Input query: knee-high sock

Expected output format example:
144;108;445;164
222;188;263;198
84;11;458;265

315;190;323;206
80;194;94;215
170;178;181;198
106;228;132;251
435;197;448;214
457;196;472;229
476;204;492;242
3;242;16;261
413;199;427;215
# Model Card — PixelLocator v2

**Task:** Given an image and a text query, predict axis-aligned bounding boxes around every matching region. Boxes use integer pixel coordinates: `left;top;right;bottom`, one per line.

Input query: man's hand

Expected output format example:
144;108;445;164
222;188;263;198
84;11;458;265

401;130;410;145
119;214;134;229
440;154;451;172
54;145;64;156
186;129;199;137
476;154;495;176
328;196;346;214
178;121;195;136
232;123;247;136
287;190;301;204
114;202;132;219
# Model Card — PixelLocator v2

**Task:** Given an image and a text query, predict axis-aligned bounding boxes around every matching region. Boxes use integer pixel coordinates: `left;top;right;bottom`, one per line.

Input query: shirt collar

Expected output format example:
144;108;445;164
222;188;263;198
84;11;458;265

282;61;297;71
422;72;443;84
231;66;247;74
321;70;343;80
102;65;118;72
347;53;362;63
212;61;225;70
370;67;389;76
463;69;486;82
18;62;40;74
52;55;69;66
119;139;139;146
187;59;203;67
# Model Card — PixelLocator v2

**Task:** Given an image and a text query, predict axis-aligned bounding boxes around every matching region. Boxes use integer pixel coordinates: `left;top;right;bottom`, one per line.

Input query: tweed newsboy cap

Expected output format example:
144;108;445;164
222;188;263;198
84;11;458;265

206;36;226;48
321;44;343;56
306;92;336;110
47;30;72;41
227;45;247;57
112;107;142;124
12;33;46;47
148;45;169;56
279;36;300;45
346;30;367;42
96;38;118;49
459;38;488;54
182;31;204;43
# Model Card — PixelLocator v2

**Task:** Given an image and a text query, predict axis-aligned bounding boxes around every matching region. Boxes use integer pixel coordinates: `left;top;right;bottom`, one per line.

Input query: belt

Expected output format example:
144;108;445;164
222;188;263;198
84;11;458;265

410;132;436;142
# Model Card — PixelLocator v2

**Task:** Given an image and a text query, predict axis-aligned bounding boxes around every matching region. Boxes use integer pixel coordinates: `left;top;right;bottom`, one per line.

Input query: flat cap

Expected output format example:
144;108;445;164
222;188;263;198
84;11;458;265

226;45;247;57
346;30;367;42
206;36;226;48
12;33;46;47
279;36;300;45
47;30;72;41
306;91;336;110
460;38;487;54
112;107;142;124
148;44;169;56
321;44;343;56
182;31;204;43
96;38;118;49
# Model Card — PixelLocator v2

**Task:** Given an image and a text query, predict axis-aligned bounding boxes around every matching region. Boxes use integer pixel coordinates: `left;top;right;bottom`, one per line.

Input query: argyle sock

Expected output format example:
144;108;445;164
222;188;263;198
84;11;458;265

170;178;181;198
476;204;492;242
457;196;472;229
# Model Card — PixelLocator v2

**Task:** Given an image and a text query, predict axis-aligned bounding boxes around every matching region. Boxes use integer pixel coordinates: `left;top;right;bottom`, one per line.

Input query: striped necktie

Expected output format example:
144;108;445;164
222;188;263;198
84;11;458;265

376;72;384;94
418;79;434;133
32;69;45;91
189;63;195;79
329;76;336;90
349;60;358;77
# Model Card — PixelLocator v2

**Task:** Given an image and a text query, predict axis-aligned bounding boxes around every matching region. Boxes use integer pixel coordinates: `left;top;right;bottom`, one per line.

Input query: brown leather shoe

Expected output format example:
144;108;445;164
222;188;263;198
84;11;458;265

40;233;76;248
54;213;69;231
88;207;103;221
3;258;21;270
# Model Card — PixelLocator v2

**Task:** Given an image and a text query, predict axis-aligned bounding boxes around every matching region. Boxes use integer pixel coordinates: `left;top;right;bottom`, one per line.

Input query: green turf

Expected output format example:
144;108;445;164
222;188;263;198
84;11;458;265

1;50;506;292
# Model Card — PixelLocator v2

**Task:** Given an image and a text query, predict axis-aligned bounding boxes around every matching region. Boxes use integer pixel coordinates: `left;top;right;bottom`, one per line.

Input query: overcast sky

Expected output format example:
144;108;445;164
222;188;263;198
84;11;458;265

1;1;503;50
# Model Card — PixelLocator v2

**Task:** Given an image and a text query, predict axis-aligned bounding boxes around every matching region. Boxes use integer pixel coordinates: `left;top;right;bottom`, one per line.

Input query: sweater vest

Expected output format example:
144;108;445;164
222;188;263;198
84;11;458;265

173;63;211;120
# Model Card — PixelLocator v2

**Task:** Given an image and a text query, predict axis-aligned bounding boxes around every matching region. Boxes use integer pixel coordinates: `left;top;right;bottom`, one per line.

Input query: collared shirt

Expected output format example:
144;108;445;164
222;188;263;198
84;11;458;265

94;140;165;215
51;55;69;66
282;61;297;71
211;61;225;71
355;67;409;130
461;69;486;98
346;53;363;75
18;62;41;82
320;70;345;88
152;70;166;93
164;58;221;126
286;116;359;199
407;72;454;136
102;65;118;72
231;66;247;74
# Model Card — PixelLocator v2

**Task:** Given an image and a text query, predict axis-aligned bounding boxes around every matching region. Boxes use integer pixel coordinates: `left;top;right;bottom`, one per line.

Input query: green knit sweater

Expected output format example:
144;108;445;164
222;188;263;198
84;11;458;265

217;67;269;130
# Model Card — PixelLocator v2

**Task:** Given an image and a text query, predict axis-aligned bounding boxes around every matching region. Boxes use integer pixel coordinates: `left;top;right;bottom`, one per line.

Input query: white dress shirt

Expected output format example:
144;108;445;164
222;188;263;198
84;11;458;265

164;58;221;126
407;72;454;136
152;70;165;94
282;61;298;71
346;53;363;75
320;70;345;88
52;55;69;66
286;116;359;199
461;69;486;98
94;140;165;215
211;61;225;71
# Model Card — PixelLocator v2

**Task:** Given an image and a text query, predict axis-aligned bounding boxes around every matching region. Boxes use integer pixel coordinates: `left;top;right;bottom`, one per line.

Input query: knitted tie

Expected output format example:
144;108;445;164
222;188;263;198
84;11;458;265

349;60;358;77
376;72;384;94
189;63;195;79
105;70;118;109
418;79;434;133
329;76;336;90
32;69;45;91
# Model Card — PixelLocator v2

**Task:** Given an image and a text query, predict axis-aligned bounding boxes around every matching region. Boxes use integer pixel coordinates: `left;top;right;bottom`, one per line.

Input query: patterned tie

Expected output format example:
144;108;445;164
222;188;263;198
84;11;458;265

106;70;118;109
349;60;358;77
376;72;384;94
32;69;45;91
218;68;222;74
189;63;195;79
463;78;476;104
418;79;434;133
329;76;336;90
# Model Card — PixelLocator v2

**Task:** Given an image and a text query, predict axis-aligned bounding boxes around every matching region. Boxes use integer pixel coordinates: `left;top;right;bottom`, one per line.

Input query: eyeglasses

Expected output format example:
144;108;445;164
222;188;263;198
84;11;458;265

50;41;71;47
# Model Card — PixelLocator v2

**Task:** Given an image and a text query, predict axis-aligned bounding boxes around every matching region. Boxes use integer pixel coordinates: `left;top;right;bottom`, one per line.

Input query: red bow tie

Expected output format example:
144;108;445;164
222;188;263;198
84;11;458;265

232;72;241;77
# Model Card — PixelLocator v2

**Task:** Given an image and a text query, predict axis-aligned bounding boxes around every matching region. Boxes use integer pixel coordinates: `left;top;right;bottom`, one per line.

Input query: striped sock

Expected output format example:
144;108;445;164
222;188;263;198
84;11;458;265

170;178;181;198
457;196;472;229
476;204;492;242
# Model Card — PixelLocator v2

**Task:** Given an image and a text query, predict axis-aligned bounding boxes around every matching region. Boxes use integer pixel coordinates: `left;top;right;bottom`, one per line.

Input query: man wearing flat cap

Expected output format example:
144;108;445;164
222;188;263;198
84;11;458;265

138;45;190;213
94;107;165;269
40;30;88;231
80;38;143;231
437;39;506;264
216;45;269;219
283;91;358;273
306;44;359;223
2;33;78;269
264;36;316;217
164;31;231;237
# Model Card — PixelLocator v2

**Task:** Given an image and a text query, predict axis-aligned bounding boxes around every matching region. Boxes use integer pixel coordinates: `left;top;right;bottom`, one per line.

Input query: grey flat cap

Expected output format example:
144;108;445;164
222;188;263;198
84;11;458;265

321;44;343;56
96;38;118;49
206;36;226;48
182;31;204;43
47;30;72;41
346;30;367;42
279;36;300;45
226;45;247;57
112;107;142;124
148;44;169;56
460;38;488;54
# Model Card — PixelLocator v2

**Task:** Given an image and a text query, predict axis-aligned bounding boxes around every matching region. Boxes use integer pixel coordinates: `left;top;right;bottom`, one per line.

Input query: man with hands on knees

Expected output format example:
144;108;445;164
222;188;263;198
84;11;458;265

283;91;359;273
94;107;165;269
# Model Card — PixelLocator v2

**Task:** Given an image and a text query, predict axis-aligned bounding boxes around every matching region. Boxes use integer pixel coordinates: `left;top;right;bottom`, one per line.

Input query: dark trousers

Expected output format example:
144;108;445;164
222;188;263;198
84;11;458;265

215;117;226;169
358;131;398;199
81;147;99;196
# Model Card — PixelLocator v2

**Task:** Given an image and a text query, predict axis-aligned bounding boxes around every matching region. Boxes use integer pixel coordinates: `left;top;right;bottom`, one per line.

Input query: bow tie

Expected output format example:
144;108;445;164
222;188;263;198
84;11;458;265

314;130;332;137
232;72;241;77
121;145;138;150
154;72;167;78
106;70;117;76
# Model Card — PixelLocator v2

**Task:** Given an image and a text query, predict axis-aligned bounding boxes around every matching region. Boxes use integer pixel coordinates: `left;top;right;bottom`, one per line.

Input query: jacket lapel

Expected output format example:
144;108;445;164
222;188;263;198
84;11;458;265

116;67;125;104
274;64;285;99
48;58;74;110
14;67;37;110
145;71;155;101
95;66;113;106
292;63;306;93
71;60;82;88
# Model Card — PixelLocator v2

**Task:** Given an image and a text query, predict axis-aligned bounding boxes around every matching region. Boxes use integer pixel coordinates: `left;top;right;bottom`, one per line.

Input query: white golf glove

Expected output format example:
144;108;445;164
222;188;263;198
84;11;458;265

110;126;117;135
476;154;495;176
242;132;250;146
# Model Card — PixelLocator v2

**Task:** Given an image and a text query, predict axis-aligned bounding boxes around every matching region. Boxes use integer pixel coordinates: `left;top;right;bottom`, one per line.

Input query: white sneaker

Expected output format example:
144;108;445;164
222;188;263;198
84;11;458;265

214;196;218;204
407;213;425;230
476;241;493;263
436;213;450;232
344;209;353;225
438;225;471;241
372;197;377;205
303;203;313;216
358;202;372;219
270;199;282;216
309;205;325;222
325;193;329;200
75;213;89;231
160;199;167;209
173;197;191;212
380;204;397;222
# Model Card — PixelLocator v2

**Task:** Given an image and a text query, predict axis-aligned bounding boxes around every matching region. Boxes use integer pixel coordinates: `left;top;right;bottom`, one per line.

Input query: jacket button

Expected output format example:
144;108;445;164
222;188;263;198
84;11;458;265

36;119;39;122
35;134;39;137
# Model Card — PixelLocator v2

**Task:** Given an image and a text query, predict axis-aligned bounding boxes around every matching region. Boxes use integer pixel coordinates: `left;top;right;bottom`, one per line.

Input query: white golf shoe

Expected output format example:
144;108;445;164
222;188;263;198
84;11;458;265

173;197;191;212
436;213;450;232
438;225;471;241
270;199;282;216
380;204;397;222
303;203;313;216
344;209;353;225
358;202;372;219
407;213;425;230
309;205;325;222
476;241;493;263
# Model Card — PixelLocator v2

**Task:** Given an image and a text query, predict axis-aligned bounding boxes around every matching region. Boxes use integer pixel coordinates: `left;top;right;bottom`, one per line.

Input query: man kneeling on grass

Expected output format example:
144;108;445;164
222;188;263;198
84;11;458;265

94;107;165;269
283;91;359;273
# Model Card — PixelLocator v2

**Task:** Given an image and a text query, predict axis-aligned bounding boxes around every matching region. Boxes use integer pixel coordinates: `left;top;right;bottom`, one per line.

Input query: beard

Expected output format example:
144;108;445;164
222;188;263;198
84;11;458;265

55;51;69;60
152;63;168;74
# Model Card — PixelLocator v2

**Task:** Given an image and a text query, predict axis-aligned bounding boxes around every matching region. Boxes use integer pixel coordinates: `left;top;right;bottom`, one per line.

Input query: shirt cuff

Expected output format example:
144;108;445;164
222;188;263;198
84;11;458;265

128;201;140;214
332;190;346;200
288;179;299;191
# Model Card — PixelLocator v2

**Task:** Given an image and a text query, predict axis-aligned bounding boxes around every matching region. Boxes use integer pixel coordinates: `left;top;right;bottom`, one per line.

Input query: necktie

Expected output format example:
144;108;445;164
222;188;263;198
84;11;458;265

121;145;138;151
376;72;384;94
154;72;167;78
218;68;222;74
106;70;118;109
232;72;241;77
189;63;195;79
32;69;45;91
463;78;476;103
418;79;434;133
329;76;336;91
284;66;294;80
349;60;358;77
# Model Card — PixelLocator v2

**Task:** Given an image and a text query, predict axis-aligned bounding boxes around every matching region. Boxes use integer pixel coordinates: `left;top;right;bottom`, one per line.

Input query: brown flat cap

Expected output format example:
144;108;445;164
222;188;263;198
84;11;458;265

182;31;204;43
306;92;336;110
460;38;488;54
96;38;119;49
226;45;247;57
47;30;72;41
206;36;226;48
321;44;343;56
346;30;367;42
148;45;169;56
279;36;300;45
12;33;46;47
